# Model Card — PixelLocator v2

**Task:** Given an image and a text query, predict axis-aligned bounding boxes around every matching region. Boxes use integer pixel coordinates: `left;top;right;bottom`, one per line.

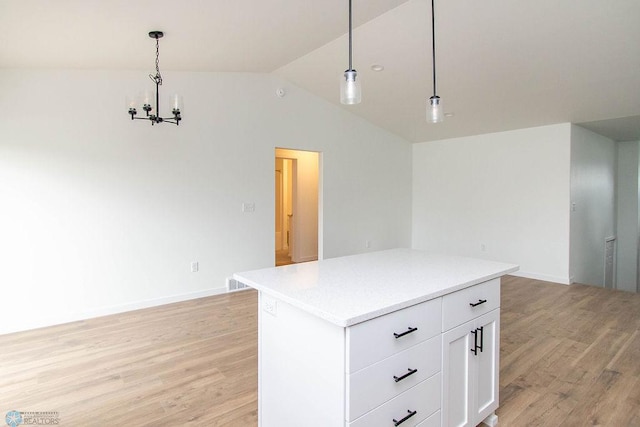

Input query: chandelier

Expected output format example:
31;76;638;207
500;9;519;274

127;31;182;126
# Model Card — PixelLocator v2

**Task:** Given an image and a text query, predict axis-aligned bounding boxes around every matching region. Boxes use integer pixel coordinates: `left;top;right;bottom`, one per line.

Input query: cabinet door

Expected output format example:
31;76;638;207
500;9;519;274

473;309;500;423
442;320;474;427
442;309;501;427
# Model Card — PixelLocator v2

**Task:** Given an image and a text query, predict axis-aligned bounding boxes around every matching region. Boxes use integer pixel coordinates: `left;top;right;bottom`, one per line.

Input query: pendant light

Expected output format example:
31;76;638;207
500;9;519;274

340;0;361;105
127;31;182;126
427;0;444;123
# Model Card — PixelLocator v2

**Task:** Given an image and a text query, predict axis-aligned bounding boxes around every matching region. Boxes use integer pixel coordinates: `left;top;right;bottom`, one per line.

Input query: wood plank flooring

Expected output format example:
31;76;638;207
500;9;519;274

498;276;640;426
1;276;639;426
0;290;259;426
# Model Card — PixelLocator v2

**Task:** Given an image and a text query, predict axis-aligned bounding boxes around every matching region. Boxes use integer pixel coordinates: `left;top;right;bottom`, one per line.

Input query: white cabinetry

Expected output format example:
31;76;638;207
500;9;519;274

258;295;443;427
234;249;517;427
347;298;442;426
257;281;502;427
441;279;501;427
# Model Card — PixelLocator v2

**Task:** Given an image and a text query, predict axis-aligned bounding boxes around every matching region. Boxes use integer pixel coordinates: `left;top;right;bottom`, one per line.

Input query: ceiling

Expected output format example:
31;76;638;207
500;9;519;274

1;0;639;143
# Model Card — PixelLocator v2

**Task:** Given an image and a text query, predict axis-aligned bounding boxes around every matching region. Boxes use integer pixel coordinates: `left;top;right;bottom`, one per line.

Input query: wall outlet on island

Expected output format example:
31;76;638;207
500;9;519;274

191;261;199;272
263;295;277;316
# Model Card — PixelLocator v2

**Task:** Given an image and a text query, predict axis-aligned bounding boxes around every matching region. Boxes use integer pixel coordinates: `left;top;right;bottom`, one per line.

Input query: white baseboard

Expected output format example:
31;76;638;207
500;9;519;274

510;270;571;285
295;254;318;263
0;287;227;336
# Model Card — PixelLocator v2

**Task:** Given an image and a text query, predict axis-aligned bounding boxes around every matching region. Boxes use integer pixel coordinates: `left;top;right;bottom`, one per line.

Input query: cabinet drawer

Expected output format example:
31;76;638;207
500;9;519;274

347;336;441;421
442;279;500;331
347;298;442;373
348;373;441;427
416;410;441;427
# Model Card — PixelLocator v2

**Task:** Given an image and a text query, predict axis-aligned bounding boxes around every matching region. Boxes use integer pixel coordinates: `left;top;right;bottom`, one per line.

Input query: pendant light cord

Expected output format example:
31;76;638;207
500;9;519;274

431;0;437;97
348;0;353;71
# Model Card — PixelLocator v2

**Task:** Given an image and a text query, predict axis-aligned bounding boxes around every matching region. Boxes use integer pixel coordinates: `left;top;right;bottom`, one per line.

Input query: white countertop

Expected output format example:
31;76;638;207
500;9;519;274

233;248;519;327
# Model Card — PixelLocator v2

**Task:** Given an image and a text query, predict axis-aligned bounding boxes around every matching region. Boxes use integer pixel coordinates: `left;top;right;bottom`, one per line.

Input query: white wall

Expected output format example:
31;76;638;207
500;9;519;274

616;141;640;292
569;125;616;286
0;69;412;334
412;124;572;283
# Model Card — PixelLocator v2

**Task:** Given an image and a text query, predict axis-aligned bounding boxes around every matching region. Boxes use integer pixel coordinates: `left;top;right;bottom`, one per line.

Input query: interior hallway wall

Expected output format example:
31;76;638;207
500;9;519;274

616;140;640;292
569;125;616;287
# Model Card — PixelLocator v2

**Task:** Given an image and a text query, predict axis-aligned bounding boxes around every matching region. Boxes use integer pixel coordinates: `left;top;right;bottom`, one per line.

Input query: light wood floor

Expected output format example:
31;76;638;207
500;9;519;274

498;276;640;426
0;290;259;426
1;276;639;426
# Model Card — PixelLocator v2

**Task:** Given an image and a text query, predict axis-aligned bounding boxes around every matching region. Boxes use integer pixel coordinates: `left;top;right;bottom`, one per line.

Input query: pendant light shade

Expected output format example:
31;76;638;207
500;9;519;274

427;0;443;123
341;70;361;105
340;0;361;105
428;96;444;123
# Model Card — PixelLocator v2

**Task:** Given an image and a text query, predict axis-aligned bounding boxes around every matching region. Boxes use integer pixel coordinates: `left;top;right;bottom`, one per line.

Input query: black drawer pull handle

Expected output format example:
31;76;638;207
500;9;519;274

393;327;418;339
469;299;487;307
393;409;417;426
393;368;418;383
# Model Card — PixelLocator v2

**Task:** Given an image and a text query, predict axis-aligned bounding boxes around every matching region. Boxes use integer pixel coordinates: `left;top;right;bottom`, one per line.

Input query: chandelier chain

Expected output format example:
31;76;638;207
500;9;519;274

149;36;163;86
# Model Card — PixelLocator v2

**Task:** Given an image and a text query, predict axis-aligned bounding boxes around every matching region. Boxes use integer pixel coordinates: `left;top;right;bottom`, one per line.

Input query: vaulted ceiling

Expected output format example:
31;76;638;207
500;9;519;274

2;0;639;142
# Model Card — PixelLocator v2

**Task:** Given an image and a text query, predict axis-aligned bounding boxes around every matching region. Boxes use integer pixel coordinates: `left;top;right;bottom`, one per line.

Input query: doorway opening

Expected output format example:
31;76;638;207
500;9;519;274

275;148;320;266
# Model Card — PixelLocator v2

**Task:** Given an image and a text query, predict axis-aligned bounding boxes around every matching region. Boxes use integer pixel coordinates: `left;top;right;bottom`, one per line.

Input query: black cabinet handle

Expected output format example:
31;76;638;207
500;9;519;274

393;409;417;426
470;326;485;355
469;299;487;307
393;368;418;383
393;327;418;339
470;329;478;355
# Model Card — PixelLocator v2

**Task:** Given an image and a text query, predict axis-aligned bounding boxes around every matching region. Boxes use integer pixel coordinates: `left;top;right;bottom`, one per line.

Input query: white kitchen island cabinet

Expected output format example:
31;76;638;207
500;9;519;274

442;280;502;427
234;249;518;427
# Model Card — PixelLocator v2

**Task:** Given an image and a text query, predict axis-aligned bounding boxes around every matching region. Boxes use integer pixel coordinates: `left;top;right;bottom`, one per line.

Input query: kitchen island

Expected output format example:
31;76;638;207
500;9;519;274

234;248;518;427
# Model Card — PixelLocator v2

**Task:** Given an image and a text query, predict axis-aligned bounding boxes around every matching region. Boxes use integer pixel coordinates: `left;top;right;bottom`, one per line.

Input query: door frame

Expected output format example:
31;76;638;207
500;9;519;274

275;148;322;264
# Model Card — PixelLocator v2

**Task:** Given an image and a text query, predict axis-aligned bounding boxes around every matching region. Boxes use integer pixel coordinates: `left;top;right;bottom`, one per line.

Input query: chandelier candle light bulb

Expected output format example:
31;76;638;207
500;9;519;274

126;96;136;110
141;90;153;108
171;94;183;113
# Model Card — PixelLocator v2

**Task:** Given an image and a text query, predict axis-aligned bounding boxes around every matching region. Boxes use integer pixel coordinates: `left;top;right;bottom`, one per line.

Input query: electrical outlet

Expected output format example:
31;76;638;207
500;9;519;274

191;261;199;272
263;295;277;316
481;244;486;252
